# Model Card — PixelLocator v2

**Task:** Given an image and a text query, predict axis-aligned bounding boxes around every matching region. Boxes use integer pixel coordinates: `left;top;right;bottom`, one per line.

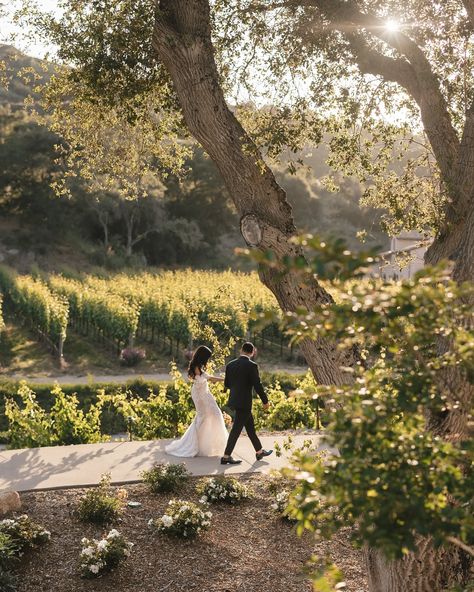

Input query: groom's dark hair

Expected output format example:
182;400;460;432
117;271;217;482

241;342;255;354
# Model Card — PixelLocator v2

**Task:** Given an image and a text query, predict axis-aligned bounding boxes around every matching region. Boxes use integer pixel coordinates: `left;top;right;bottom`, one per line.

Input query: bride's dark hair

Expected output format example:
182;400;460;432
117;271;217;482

188;345;212;379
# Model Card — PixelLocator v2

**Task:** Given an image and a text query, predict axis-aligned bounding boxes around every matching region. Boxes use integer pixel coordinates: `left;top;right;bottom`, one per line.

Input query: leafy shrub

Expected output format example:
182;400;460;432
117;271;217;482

119;347;146;367
0;532;17;568
0;568;17;592
76;474;125;525
266;398;315;431
196;476;250;504
0;370;316;449
270;490;296;522
253;381;286;430
149;500;211;539
0;516;50;556
5;383;103;448
141;463;190;493
80;529;133;578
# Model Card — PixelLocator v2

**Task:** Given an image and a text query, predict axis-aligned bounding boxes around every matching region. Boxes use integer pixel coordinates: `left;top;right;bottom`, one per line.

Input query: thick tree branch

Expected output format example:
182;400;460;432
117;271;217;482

347;34;420;101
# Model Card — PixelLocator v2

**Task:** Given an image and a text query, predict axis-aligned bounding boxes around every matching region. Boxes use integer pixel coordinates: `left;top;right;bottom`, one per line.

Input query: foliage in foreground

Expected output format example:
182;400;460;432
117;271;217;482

141;463;190;494
76;474;127;526
149;499;212;539
80;529;133;578
255;238;473;567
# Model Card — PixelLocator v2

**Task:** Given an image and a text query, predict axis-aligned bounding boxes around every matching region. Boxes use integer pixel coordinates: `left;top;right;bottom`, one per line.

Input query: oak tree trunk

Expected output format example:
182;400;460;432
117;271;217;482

365;538;471;592
153;0;355;386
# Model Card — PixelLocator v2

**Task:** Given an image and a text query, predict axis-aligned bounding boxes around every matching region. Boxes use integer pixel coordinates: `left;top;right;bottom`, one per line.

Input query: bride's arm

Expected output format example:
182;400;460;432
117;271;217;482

207;375;224;383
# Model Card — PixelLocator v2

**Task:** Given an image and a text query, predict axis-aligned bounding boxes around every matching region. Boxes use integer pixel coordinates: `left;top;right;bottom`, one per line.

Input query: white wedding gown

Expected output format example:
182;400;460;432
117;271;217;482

165;372;228;457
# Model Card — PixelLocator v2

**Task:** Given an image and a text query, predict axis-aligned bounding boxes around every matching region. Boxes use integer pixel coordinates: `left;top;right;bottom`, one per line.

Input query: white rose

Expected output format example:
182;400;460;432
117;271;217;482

89;565;100;574
81;547;95;557
97;540;108;551
161;515;174;527
107;529;120;539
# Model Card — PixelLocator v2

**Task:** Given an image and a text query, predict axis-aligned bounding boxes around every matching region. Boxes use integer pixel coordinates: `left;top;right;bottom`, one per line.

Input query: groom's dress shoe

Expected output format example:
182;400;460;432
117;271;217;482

220;456;242;465
256;449;273;461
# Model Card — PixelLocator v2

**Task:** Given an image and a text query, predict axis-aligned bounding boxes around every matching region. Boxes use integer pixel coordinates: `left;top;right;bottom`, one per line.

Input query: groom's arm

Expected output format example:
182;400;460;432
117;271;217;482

252;363;268;405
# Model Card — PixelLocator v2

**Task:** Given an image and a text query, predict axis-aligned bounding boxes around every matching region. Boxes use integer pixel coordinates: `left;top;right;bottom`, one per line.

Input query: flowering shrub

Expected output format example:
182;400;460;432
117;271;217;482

0;515;50;557
141;463;190;493
76;474;126;525
196;476;250;504
80;529;133;578
271;490;296;522
119;347;146;367
0;531;17;568
149;500;211;538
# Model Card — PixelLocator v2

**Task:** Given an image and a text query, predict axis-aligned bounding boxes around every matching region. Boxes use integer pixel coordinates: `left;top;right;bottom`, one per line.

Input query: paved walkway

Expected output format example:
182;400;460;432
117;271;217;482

0;435;328;492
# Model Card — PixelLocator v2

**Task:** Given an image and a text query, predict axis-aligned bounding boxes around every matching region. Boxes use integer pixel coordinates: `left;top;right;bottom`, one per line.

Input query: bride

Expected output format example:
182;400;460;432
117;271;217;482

165;345;228;457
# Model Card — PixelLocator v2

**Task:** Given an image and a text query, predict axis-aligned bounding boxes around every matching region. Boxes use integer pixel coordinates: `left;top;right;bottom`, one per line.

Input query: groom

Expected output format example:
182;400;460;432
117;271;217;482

221;342;273;465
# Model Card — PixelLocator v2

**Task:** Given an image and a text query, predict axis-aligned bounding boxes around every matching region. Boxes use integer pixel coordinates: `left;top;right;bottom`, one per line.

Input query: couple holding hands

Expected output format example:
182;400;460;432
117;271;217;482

165;342;272;464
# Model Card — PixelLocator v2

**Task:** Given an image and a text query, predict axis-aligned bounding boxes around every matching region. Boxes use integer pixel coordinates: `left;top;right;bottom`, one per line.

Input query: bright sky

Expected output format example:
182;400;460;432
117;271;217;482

0;0;60;57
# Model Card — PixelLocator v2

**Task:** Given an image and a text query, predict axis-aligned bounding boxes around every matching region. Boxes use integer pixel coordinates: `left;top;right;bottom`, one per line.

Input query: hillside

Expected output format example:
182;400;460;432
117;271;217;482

0;45;388;276
0;44;54;106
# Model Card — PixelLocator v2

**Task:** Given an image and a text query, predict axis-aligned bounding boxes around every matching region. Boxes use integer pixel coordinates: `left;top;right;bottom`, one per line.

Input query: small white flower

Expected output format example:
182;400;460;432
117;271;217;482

89;565;100;574
107;529;120;539
81;537;89;545
205;511;212;518
271;503;278;510
200;496;208;504
161;515;174;527
148;518;155;527
81;547;95;557
97;539;108;551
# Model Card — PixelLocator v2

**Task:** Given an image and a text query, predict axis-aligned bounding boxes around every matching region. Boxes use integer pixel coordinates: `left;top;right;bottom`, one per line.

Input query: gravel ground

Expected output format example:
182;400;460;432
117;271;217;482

14;476;367;592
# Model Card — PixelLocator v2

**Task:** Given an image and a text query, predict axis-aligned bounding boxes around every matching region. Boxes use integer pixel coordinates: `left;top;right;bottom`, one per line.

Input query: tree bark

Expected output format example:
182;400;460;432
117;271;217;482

96;209;109;250
152;0;355;386
365;538;471;592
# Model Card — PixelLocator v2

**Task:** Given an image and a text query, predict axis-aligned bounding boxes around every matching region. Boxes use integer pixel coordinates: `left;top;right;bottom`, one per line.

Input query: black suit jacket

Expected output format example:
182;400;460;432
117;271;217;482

224;355;268;410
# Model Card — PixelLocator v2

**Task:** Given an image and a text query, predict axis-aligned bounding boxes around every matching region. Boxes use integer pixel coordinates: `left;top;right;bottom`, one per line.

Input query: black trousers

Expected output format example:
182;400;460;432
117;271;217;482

224;408;262;456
